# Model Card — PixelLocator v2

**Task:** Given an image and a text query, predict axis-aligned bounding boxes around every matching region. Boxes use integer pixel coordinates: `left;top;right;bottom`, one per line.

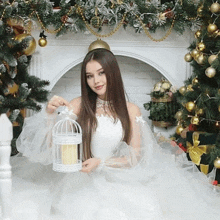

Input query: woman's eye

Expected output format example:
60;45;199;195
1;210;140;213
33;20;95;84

86;75;92;79
99;72;105;75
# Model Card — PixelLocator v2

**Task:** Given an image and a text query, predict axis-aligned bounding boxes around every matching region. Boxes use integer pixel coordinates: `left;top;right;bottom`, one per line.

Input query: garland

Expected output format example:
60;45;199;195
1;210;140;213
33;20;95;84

0;0;202;41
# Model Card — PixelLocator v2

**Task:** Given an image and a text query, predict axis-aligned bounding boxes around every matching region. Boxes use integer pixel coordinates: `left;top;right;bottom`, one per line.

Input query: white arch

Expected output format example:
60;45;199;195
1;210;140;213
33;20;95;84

112;50;176;86
48;50;178;91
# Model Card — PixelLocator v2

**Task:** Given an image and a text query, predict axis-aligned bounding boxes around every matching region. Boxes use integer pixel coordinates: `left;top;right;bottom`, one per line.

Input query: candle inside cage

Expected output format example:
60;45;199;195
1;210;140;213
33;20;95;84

52;110;82;173
61;144;78;164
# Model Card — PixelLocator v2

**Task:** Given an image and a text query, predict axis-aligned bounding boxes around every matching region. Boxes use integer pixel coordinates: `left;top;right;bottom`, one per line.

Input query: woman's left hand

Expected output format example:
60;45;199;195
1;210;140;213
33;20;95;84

81;158;101;173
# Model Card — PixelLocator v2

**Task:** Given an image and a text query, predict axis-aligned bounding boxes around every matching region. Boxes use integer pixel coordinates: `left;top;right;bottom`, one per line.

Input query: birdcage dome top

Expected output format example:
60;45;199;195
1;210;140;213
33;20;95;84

52;107;82;145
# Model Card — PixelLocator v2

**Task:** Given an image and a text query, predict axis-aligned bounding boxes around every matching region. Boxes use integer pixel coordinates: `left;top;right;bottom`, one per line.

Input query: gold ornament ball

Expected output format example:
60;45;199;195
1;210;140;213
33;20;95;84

161;82;171;90
90;16;101;29
210;3;220;14
187;84;194;92
191;49;200;59
208;54;218;65
179;86;187;95
213;29;220;37
196;54;206;65
207;24;218;33
194;30;202;39
205;67;216;78
38;37;47;47
15;33;36;56
88;39;110;52
195;108;204;116
197;42;206;52
176;125;184;135
175;111;183;120
186;101;195;112
184;53;193;62
214;158;220;169
192;77;199;85
197;5;203;17
191;116;200;125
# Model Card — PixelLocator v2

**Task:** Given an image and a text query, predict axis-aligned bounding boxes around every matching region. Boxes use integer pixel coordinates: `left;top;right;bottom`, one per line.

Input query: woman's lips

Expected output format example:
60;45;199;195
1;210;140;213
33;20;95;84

95;85;103;90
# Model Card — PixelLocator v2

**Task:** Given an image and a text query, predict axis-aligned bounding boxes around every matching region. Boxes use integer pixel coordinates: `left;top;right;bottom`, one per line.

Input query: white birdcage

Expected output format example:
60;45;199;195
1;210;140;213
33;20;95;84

52;108;82;173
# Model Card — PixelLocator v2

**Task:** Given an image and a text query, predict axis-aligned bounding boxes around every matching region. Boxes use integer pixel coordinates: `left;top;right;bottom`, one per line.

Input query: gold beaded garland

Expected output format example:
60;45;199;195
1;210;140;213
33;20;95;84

135;14;175;42
34;7;73;34
78;6;127;39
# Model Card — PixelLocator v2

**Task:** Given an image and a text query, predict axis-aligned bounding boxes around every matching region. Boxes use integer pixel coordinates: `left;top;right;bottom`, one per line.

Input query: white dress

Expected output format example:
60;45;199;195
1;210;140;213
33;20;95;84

10;106;220;220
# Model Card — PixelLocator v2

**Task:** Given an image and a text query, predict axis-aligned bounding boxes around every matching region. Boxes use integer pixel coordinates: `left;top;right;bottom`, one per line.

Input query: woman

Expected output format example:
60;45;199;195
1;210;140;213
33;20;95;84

46;48;141;173
13;49;220;219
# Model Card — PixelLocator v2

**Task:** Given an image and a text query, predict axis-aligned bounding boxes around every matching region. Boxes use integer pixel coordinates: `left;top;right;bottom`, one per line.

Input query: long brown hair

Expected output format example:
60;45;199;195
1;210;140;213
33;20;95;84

77;48;131;160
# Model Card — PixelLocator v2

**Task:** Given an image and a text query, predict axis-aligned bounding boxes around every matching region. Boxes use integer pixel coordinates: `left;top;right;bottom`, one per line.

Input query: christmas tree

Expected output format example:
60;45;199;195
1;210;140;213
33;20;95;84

174;1;220;181
0;18;49;155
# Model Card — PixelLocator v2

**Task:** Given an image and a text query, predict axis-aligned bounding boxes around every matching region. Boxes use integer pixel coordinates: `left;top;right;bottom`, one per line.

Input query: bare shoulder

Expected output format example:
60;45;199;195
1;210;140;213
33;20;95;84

127;102;141;118
69;96;81;115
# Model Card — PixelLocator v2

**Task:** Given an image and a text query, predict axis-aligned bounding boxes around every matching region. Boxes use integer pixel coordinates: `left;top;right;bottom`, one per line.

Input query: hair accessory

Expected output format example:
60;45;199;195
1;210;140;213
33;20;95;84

88;38;110;52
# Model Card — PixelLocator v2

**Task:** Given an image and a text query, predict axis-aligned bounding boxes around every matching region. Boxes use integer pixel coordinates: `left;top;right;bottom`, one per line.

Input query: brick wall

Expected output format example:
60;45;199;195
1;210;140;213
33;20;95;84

50;55;163;124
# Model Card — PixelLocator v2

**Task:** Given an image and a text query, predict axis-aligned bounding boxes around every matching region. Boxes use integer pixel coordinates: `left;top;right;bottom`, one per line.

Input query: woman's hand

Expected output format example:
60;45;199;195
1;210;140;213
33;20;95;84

81;158;101;173
46;95;70;114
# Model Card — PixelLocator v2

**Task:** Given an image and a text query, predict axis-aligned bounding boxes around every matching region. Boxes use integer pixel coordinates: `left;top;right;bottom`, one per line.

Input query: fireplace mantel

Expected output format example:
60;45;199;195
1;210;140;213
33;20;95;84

30;27;193;90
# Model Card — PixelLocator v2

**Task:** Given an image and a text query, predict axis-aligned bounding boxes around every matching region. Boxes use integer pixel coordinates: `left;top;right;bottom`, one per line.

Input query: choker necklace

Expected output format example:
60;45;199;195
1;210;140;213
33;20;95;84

96;97;111;109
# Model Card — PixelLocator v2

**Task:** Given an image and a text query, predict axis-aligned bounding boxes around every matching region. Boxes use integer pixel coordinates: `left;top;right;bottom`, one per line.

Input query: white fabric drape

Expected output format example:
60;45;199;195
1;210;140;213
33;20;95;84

12;107;220;219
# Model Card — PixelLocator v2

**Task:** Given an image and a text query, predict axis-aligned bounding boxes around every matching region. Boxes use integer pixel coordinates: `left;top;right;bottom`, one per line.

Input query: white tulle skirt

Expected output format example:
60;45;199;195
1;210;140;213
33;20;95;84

10;110;220;219
10;150;220;220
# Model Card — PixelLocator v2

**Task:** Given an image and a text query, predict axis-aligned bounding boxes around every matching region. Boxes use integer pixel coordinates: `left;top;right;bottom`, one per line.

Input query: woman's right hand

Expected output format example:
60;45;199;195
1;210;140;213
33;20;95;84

46;95;70;114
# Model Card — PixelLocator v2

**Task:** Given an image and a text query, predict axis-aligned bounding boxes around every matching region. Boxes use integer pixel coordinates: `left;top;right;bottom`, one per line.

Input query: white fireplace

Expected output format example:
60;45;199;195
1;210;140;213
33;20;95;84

30;27;193;128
